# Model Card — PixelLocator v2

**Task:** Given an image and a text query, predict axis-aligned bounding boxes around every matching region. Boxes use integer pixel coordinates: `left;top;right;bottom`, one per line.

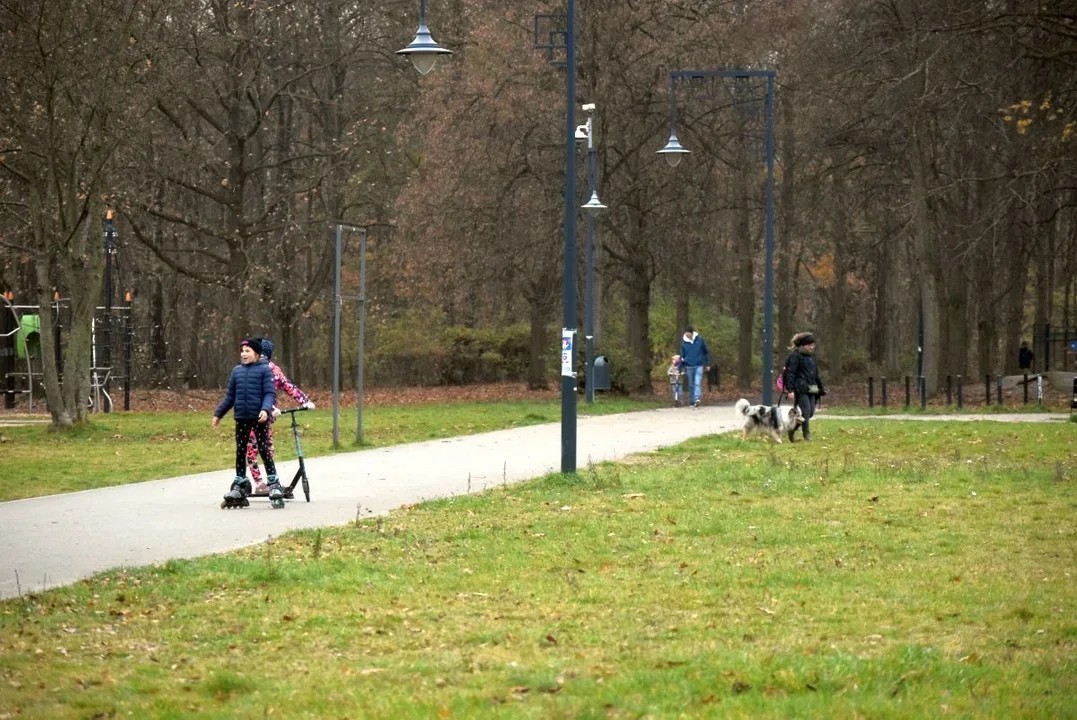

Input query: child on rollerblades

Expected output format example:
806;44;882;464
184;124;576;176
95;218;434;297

212;338;282;508
245;337;315;494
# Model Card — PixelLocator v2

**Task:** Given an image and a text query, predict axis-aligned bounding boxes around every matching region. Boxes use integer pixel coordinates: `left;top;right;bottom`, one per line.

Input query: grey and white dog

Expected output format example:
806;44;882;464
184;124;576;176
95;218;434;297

734;398;804;443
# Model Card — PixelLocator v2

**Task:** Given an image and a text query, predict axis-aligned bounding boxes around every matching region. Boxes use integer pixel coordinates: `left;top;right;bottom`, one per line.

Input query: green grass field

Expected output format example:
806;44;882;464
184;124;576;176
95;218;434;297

0;398;657;502
1;419;1074;718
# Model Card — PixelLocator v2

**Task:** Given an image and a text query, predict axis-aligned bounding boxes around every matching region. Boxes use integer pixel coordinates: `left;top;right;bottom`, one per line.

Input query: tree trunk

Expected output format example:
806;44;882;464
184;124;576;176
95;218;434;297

150;276;168;385
186;301;201;389
975;231;1000;377
777;85;797;352
736;157;754;389
674;288;689;352
33;267;68;427
625;263;653;394
977;304;998;380
942;258;969;379
1033;203;1054;331
828;168;850;383
1002;250;1030;375
870;224;895;372
526;299;549;390
909;122;941;395
279;312;298;383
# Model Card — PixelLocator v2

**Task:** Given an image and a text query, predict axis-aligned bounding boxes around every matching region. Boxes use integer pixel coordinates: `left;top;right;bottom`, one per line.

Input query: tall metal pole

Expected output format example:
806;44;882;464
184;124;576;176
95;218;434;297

123;291;132;411
331;224;342;447
762;73;776;406
355;228;367;445
560;0;578;474
585;121;597;405
103;216;116;412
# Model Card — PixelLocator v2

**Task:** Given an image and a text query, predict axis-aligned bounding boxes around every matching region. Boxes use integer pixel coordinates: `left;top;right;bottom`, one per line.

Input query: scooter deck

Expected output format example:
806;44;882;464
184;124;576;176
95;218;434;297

249;489;296;500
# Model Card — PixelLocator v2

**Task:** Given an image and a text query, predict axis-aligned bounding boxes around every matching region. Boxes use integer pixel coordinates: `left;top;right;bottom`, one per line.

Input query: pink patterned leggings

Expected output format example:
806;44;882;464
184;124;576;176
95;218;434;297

245;422;276;482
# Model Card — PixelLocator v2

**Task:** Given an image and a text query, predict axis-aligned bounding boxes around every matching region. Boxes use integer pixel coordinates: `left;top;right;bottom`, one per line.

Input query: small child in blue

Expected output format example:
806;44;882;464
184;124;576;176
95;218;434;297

212;338;280;508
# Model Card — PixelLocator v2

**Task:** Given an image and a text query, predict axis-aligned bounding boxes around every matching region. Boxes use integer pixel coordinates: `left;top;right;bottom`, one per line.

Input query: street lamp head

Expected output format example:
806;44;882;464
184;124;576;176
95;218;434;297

397;20;452;75
581;190;607;218
657;129;690;167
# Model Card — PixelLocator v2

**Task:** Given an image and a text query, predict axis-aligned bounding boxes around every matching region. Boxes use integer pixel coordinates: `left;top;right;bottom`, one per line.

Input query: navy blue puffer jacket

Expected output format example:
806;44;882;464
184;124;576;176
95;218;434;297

214;359;276;420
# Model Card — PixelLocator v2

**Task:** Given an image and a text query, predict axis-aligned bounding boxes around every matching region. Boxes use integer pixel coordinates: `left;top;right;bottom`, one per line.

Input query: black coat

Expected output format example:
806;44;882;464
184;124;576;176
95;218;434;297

782;350;826;396
214;359;276;420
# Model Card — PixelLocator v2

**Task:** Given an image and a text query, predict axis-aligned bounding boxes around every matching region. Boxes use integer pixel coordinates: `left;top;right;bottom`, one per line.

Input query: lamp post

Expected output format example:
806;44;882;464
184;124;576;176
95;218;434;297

577;103;606;404
329;1;450;445
535;1;605;473
397;0;453;75
658;69;777;405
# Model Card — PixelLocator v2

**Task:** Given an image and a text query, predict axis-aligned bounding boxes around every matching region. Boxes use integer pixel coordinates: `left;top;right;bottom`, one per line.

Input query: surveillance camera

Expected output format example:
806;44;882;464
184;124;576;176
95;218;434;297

581;103;595;112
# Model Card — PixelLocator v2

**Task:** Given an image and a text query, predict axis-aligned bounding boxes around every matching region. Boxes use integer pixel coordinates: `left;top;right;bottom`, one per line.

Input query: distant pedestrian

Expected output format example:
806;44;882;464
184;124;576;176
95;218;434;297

679;325;711;408
1018;341;1034;372
667;354;684;407
781;332;826;442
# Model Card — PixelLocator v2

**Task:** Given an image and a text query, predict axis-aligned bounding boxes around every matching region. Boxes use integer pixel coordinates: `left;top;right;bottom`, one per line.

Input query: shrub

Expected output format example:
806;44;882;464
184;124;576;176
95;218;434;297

367;316;532;386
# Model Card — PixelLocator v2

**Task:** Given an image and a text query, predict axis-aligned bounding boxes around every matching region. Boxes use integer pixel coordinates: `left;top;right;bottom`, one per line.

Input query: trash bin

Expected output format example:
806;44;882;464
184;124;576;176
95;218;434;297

707;365;720;390
593;355;611;391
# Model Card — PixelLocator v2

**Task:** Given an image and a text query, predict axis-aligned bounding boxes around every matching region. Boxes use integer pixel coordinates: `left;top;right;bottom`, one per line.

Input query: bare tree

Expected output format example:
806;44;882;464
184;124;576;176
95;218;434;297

0;0;165;426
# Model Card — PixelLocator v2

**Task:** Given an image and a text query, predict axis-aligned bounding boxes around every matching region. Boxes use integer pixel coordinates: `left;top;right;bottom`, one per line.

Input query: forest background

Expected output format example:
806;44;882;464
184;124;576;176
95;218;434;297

1;0;1075;427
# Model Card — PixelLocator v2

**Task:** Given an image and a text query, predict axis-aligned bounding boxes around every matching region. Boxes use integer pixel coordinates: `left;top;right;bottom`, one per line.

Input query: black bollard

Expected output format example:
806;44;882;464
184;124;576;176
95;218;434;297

868;376;874;408
985;374;991;406
957;375;963;409
905;375;911;409
920;376;927;409
1023;373;1029;405
946;375;952;405
997;375;1003;406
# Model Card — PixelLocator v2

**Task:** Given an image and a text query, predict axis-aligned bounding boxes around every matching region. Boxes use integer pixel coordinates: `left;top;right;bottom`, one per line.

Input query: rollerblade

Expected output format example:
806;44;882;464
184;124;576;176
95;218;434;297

266;476;285;509
221;476;252;509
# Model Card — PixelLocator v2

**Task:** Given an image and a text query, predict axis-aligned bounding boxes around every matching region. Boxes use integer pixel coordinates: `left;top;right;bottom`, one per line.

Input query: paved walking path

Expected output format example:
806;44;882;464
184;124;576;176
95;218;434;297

0;407;1068;599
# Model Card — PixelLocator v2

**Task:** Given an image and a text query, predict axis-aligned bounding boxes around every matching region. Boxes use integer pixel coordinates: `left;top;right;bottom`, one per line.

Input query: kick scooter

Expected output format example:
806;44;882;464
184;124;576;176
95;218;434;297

222;407;311;508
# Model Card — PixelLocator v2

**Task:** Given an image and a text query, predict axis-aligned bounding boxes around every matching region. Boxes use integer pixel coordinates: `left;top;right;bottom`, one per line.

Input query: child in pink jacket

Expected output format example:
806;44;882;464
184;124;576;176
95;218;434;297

246;338;315;492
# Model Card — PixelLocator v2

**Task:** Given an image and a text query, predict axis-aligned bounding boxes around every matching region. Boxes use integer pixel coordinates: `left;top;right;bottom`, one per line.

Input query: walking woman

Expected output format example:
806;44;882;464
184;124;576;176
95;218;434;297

781;332;826;441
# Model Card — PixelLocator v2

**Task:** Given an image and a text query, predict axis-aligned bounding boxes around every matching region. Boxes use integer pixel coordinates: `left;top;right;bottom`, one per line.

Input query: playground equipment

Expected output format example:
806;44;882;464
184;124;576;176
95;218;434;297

1;292;56;411
1;292;133;413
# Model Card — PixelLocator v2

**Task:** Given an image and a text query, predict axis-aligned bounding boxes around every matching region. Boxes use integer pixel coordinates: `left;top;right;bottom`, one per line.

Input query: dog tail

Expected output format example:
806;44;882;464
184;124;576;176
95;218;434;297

735;398;751;416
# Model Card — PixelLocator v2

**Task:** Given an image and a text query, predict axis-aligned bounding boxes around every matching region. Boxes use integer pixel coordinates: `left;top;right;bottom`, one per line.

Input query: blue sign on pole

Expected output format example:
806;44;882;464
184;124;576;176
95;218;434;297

1069;340;1077;353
